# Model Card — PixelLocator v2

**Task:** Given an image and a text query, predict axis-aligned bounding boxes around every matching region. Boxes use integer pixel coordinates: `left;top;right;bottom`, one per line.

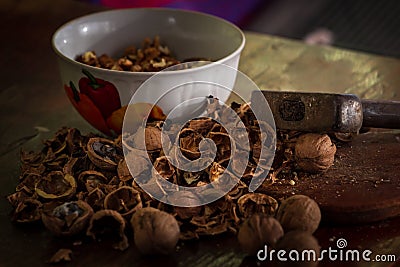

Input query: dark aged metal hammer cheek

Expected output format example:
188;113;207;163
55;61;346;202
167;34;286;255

251;91;400;133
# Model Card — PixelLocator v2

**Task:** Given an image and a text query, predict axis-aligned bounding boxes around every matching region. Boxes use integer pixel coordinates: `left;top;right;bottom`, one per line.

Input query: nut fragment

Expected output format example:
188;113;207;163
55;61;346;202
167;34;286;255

48;248;73;264
238;214;284;255
276;195;321;234
75;36;182;72
131;207;180;255
295;133;336;173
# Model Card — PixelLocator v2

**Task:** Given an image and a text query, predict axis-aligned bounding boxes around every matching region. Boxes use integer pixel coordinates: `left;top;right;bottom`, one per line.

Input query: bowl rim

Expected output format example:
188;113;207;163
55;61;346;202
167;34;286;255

51;7;246;76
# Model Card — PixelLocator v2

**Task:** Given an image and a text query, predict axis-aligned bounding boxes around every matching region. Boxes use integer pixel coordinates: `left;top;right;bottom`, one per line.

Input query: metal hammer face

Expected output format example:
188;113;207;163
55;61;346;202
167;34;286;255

251;91;363;133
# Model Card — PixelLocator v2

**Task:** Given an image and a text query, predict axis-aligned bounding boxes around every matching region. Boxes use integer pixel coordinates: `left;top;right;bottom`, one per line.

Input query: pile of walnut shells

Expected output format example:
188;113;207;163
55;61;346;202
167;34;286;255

7;100;336;262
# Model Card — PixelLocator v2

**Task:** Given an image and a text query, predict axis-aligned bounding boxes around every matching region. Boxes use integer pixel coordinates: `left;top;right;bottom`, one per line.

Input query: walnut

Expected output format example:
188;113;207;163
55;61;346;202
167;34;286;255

275;195;321;234
294;133;336;173
275;231;320;267
238;214;284;255
130;207;180;255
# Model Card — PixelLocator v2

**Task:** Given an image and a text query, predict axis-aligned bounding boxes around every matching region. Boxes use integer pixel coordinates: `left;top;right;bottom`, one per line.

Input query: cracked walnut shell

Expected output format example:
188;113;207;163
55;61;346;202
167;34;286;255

131;207;180;255
87;209;129;251
104;186;142;217
295;133;336;173
87;138;123;170
35;171;77;200
41;200;94;236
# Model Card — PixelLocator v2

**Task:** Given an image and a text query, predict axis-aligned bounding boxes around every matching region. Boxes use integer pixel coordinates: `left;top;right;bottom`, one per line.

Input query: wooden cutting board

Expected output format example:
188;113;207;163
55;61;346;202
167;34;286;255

262;130;400;225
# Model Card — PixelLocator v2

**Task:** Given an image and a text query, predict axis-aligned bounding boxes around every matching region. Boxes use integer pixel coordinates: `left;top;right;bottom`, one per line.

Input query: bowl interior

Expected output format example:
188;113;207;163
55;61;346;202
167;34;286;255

53;8;244;64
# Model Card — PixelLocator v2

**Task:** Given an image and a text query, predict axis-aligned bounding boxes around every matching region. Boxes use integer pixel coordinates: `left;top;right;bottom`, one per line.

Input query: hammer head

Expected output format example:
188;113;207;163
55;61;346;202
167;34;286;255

251;91;363;133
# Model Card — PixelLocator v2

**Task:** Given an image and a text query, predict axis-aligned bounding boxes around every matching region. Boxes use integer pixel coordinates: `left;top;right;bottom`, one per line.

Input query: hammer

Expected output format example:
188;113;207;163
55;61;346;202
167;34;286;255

251;91;400;133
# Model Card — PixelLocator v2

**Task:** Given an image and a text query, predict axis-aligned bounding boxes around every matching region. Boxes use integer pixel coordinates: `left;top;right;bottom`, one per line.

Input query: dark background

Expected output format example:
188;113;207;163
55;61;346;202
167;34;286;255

245;0;400;57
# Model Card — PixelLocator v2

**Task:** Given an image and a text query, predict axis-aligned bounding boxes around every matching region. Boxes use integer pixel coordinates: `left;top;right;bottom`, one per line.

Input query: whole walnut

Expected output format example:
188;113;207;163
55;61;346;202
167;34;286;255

276;195;321;234
238;214;284;255
131;207;180;255
275;231;320;267
295;133;336;173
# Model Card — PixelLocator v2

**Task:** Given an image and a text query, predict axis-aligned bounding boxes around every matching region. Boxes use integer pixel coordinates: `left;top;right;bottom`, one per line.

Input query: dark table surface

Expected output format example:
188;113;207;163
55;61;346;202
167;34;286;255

1;0;400;266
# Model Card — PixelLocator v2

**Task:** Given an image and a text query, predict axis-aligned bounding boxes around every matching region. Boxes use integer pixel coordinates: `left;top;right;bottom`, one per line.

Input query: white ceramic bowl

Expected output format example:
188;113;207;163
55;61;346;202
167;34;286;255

52;8;245;135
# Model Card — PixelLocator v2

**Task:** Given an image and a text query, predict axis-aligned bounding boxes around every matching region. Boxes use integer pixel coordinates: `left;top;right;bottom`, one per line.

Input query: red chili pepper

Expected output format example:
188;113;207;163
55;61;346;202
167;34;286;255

65;81;112;136
78;69;121;119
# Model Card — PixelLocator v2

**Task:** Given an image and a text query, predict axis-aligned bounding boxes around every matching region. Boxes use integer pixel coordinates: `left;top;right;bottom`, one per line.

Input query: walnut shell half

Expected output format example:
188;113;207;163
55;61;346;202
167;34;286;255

11;198;42;223
104;186;142;217
87;209;129;251
41;200;94;236
35;171;77;200
87;137;123;170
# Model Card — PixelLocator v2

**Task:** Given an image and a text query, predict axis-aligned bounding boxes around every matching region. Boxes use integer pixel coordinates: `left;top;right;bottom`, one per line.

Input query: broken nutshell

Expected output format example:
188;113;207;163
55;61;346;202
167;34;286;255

87;137;123;170
11;198;42;223
78;170;108;192
48;248;73;264
41;200;94;236
238;214;284;255
87;209;129;251
131;207;180;255
275;194;321;234
294;133;336;173
35;171;77;200
103;186;142;218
